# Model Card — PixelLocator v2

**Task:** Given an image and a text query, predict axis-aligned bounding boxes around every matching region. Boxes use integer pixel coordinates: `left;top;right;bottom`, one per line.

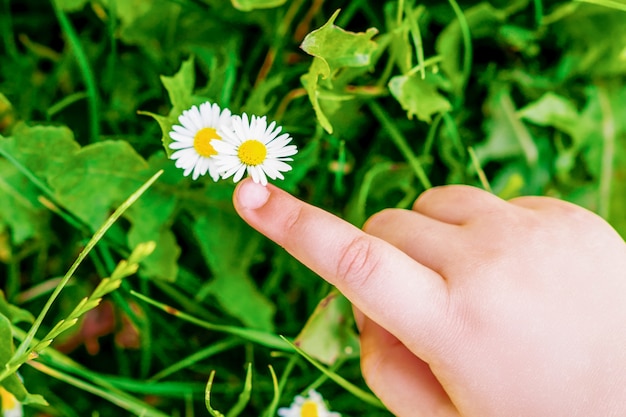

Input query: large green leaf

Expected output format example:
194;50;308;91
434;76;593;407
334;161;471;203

0;124;80;179
193;208;275;331
47;140;150;230
0;160;48;245
294;290;359;365
300;9;379;133
474;84;537;165
388;73;451;123
300;9;379;78
126;155;182;282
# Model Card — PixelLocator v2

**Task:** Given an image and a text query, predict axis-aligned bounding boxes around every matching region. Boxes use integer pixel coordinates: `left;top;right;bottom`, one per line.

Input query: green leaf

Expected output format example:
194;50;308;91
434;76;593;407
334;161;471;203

388;73;451;123
300;59;336;133
47;140;150;230
230;0;286;11
517;92;581;138
161;57;196;117
126;155;182;282
550;4;626;77
141;57;197;157
294;290;359;365
0;123;80;179
193;208;275;331
0;160;48;245
300;9;379;133
474;84;537;165
300;9;379;77
0;291;34;325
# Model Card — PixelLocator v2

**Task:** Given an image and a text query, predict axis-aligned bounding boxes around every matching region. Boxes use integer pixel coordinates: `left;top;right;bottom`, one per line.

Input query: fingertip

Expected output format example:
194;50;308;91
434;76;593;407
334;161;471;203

234;178;270;212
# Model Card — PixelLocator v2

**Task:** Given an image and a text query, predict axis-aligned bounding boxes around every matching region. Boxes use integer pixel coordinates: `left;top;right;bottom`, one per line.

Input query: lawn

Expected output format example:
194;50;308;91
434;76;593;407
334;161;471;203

1;0;625;415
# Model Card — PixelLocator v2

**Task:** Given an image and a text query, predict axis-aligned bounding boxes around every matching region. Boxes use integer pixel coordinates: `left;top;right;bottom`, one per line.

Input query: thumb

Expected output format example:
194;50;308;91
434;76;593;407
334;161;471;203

233;179;448;353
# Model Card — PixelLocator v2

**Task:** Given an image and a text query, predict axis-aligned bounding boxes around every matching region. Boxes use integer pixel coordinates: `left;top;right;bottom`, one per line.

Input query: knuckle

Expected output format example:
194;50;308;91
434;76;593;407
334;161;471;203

362;208;398;234
335;235;380;289
280;204;305;239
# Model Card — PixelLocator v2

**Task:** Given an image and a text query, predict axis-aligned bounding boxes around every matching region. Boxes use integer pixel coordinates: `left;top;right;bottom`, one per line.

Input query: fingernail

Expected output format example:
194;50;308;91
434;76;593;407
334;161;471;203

236;179;270;210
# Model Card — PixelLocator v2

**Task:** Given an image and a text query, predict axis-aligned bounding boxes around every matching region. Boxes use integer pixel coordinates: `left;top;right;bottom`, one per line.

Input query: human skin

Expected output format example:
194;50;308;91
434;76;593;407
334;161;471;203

232;178;626;417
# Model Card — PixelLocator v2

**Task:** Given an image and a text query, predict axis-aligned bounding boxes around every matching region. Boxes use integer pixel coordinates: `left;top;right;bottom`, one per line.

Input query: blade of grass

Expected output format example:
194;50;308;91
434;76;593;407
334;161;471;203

150;338;242;381
27;361;170;417
1;170;163;383
448;0;473;97
468;146;493;193
597;83;616;220
225;363;252;417
575;0;626;11
368;101;432;190
131;290;292;352
205;371;225;417
261;365;280;417
281;337;387;410
50;0;100;141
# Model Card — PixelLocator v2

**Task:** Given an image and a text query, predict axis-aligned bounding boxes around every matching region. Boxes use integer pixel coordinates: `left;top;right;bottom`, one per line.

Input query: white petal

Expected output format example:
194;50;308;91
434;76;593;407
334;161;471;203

169;140;193;150
172;124;194;136
169;130;194;143
170;148;196;161
232;165;247;183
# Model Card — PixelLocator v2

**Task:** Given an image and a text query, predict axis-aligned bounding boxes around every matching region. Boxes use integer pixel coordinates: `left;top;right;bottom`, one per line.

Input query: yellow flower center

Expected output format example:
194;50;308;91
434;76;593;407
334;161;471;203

1;387;17;410
301;401;319;417
193;127;220;157
238;139;267;166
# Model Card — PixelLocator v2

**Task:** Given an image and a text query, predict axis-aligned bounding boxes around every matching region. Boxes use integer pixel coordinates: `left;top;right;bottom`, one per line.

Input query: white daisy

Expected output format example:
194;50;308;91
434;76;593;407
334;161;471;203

0;386;23;417
168;102;233;181
211;113;298;186
277;390;341;417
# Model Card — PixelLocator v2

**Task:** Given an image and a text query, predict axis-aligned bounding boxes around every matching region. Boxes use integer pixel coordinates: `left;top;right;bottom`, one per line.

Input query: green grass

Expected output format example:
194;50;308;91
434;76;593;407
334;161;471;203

1;0;625;415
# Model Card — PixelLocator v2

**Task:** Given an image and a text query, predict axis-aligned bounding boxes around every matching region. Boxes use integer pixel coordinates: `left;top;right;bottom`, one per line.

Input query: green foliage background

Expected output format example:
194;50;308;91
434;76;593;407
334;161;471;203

1;0;625;415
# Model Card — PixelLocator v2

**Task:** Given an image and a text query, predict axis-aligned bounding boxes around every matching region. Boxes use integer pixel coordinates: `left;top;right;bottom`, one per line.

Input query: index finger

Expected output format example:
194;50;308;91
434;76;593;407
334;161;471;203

233;179;448;353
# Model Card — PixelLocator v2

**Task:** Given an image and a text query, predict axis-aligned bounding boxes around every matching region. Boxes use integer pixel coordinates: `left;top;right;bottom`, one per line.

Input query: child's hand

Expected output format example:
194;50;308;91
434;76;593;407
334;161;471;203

233;179;626;417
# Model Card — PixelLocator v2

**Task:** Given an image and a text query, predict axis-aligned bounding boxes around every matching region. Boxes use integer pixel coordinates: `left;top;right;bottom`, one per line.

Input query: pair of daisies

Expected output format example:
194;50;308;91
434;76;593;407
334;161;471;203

169;102;297;186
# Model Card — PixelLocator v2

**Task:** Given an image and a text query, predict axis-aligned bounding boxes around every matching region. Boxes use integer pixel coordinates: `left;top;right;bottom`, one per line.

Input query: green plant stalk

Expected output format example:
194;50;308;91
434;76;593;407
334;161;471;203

225;363;253;417
131;290;292;351
533;0;544;26
205;371;226;417
333;139;347;195
46;92;89;119
261;365;281;417
1;0;18;59
575;0;626;11
442;112;465;158
13;327;203;398
407;5;426;79
27;361;170;417
282;337;387;410
468;146;493;193
597;84;615;220
448;0;473;95
50;0;100;142
149;338;241;381
0;170;163;383
368;101;432;190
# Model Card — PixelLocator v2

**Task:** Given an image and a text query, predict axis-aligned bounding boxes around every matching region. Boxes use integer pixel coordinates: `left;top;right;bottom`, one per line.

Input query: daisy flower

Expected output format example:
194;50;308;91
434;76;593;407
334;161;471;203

0;386;23;417
168;102;233;181
211;113;298;186
277;390;341;417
